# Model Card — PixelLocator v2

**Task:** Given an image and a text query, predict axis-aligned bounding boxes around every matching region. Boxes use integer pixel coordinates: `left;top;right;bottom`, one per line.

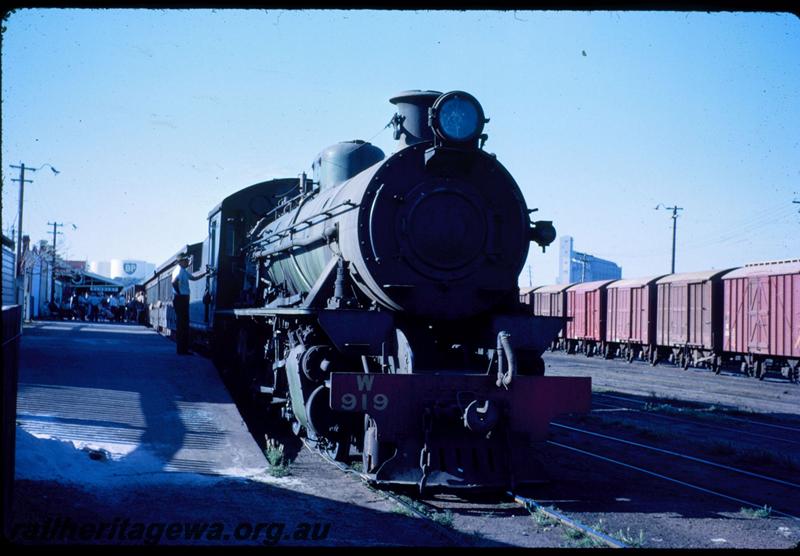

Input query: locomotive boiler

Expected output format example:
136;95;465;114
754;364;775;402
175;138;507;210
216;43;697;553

228;90;592;490
182;90;592;491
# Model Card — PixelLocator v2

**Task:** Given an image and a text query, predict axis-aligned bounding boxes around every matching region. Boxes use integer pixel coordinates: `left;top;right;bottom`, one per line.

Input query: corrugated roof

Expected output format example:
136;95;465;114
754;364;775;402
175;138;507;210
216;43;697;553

566;279;617;292
533;283;574;294
607;275;667;289
656;268;737;284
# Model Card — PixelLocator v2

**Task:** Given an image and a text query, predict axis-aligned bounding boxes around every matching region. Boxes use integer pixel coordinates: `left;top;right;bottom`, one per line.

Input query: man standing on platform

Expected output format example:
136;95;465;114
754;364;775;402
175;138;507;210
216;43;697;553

171;253;212;355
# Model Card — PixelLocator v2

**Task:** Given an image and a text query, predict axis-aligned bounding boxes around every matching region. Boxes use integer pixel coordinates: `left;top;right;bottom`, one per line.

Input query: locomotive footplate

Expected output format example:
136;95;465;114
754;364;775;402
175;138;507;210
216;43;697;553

330;373;591;489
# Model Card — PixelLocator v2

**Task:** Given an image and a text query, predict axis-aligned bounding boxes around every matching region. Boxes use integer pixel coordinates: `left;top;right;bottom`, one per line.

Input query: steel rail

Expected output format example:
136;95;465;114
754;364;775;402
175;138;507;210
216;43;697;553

548;441;800;522
300;438;628;547
507;492;628;548
595;392;800;434
552;422;800;489
300;438;468;545
591;398;800;446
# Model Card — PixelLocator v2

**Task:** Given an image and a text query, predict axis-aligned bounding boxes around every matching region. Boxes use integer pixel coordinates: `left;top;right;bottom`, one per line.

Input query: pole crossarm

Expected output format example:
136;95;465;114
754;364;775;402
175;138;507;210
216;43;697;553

655;203;684;273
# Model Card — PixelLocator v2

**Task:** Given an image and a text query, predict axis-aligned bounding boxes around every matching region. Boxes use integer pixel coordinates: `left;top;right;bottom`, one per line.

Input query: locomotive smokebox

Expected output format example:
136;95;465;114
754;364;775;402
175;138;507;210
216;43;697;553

389;90;441;149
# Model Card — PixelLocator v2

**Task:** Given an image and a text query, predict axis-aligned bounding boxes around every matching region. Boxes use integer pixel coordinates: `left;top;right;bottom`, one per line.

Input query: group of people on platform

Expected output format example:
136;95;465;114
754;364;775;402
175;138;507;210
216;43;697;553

63;290;147;323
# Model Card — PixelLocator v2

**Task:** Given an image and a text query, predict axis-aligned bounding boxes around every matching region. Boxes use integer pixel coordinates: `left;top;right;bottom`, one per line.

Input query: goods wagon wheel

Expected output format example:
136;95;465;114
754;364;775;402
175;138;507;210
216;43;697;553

682;353;691;370
649;349;659;367
712;356;722;375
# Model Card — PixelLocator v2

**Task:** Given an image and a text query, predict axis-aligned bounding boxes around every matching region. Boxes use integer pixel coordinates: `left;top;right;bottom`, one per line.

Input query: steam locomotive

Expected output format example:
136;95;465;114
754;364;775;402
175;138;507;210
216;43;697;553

145;90;591;490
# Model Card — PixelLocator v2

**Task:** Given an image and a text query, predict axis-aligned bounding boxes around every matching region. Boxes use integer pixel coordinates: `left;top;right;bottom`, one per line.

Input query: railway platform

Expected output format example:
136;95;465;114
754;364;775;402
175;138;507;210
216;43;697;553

8;321;468;547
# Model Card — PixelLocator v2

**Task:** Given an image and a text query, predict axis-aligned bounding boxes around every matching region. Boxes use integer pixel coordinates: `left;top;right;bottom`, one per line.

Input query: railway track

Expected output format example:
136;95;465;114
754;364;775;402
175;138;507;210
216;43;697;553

302;438;630;548
296;387;800;548
548;421;800;520
237;349;800;548
592;391;800;446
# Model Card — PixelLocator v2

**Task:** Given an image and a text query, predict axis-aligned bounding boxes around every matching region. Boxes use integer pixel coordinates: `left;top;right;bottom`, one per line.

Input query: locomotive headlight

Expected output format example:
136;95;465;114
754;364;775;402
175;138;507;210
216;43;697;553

430;91;486;144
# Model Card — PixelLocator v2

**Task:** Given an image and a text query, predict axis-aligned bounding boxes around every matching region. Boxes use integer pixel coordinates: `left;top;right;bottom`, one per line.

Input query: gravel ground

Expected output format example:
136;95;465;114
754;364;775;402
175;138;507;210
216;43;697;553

9;438;479;547
7;322;478;547
530;350;800;548
9;323;800;548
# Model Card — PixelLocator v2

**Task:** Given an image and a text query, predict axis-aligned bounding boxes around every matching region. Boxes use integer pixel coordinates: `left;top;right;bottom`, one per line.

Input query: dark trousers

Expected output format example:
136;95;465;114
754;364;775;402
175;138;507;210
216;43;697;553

173;294;190;353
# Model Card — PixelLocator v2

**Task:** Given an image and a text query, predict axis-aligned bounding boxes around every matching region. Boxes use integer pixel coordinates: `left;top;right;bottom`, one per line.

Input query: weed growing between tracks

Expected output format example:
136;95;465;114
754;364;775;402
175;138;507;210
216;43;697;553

590;518;646;548
736;449;799;471
349;461;363;473
264;436;291;478
642;398;755;420
392;495;454;528
739;505;772;519
709;442;798;472
579;413;669;441
614;526;646;547
583;405;799;472
431;510;454;528
527;505;558;529
562;526;604;548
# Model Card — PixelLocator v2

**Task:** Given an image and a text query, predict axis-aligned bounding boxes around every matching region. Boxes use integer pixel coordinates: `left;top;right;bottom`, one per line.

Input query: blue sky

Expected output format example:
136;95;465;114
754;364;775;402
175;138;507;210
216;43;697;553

2;9;798;286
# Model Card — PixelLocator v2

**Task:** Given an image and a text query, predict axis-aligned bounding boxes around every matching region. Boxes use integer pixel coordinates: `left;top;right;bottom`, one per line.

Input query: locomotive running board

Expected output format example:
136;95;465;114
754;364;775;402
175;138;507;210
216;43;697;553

330;373;592;489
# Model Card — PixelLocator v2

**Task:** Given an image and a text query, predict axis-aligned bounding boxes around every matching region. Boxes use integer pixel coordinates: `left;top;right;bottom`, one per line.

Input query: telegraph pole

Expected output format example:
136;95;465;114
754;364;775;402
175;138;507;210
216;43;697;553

47;222;63;304
656;204;683;273
10;163;35;282
10;162;59;304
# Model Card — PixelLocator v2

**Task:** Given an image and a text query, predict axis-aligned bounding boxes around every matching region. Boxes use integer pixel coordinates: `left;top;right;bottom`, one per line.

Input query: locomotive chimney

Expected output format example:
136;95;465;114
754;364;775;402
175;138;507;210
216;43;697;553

389;90;442;150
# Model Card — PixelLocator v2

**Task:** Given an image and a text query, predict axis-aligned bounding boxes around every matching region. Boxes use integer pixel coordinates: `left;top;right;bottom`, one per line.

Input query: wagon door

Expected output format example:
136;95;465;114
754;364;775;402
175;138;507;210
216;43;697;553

575;291;588;339
617;288;632;341
748;276;769;353
670;284;688;345
566;290;576;339
587;290;600;340
607;288;619;342
536;293;553;317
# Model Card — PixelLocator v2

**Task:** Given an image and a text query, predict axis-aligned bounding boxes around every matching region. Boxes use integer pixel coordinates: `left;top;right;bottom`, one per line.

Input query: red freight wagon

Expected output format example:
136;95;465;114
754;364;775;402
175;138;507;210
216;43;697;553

654;269;736;370
531;283;572;318
722;260;800;381
565;279;616;357
528;283;573;351
605;275;666;363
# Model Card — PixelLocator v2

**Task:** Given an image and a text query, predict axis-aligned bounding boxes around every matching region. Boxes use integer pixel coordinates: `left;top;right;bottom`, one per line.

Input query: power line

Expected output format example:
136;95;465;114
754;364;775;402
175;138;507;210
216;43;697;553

8;162;60;304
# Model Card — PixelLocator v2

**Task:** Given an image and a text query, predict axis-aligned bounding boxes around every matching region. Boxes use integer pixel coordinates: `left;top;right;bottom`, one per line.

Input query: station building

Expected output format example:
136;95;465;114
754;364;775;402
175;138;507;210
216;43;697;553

2;234;15;307
88;259;155;287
